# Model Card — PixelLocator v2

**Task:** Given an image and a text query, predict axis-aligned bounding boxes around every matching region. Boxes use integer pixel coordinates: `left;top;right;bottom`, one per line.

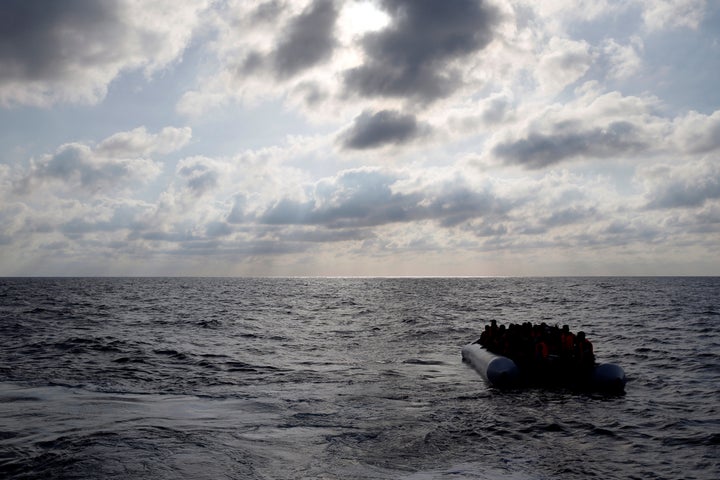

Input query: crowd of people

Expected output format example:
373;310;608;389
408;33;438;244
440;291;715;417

475;320;595;375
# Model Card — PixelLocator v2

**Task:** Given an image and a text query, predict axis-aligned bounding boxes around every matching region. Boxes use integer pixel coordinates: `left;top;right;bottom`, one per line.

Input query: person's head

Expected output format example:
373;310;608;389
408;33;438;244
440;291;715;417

577;331;585;341
562;325;569;333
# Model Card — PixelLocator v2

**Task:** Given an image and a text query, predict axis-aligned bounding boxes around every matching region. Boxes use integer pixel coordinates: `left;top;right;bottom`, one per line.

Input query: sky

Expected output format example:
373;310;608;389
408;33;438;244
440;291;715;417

1;0;719;276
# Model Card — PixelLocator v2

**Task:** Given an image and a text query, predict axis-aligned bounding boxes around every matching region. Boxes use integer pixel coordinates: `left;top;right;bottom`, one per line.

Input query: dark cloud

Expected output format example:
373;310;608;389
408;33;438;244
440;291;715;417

251;0;285;23
0;0;120;83
428;186;510;228
645;165;720;209
273;0;339;78
293;81;329;107
341;110;427;150
344;0;499;102
258;169;511;229
240;51;265;74
493;121;648;169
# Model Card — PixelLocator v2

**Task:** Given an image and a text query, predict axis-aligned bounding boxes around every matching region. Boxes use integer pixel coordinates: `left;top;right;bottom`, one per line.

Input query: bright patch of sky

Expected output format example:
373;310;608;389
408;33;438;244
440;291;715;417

1;0;719;276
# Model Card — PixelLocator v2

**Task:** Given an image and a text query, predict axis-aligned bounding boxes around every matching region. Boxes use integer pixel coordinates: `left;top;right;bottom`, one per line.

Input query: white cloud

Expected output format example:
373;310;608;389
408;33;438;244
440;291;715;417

641;159;720;209
535;37;594;97
24;143;161;193
178;0;337;116
528;0;617;25
97;126;192;156
672;110;720;154
18;126;190;194
602;37;644;80
518;0;707;32
1;0;719;275
487;87;666;168
641;0;707;31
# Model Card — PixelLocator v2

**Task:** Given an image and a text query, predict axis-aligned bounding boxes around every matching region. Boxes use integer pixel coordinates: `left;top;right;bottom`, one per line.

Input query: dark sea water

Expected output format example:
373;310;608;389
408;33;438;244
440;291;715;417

0;277;718;479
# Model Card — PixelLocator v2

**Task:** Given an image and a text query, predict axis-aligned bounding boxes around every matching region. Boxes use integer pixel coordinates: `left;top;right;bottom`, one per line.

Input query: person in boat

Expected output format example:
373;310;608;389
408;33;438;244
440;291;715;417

478;321;596;375
574;331;595;369
560;325;575;359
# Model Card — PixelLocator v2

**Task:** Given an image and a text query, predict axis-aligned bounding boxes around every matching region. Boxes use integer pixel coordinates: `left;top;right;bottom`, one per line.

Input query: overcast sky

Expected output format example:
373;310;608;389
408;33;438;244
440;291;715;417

1;0;719;276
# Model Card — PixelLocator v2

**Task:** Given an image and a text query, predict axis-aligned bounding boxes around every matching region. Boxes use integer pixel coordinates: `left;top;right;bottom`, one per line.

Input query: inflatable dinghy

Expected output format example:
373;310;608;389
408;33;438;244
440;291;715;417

462;343;626;392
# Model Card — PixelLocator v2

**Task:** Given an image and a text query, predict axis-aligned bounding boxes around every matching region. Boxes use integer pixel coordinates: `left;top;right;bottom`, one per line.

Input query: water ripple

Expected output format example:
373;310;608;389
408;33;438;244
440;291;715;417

0;277;718;479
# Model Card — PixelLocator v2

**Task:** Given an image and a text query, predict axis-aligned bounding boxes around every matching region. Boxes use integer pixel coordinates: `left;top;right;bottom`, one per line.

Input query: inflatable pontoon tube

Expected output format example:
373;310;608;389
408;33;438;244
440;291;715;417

462;343;520;388
591;362;627;392
462;343;627;392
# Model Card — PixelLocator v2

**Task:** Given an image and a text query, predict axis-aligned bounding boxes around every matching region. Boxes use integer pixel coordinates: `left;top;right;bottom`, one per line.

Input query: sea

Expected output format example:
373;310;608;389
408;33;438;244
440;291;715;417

0;277;718;479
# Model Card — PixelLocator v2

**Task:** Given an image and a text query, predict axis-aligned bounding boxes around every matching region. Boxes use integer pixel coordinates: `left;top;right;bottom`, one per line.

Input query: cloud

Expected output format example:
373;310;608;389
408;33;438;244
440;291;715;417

480;94;514;125
493;121;648;168
480;88;674;169
2;1;719;275
643;160;720;209
178;0;342;116
447;91;515;133
272;0;339;78
535;37;593;96
340;109;429;150
176;156;222;197
525;0;706;31
205;221;234;238
227;194;248;224
0;0;209;106
672;110;720;154
343;0;500;103
258;167;512;229
250;0;285;23
275;226;374;243
239;0;340;80
641;0;707;31
20;126;190;193
97;126;192;156
258;168;412;227
58;201;150;238
529;0;617;25
601;37;643;80
25;143;161;192
542;206;599;227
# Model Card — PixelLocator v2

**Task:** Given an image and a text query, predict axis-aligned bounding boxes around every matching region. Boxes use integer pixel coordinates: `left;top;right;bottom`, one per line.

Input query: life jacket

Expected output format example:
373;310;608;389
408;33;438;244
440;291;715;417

534;341;549;360
561;332;575;353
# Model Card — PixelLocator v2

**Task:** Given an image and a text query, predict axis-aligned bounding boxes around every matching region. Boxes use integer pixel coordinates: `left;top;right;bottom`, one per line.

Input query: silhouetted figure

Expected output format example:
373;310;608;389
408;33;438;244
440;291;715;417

574;331;595;369
478;321;597;379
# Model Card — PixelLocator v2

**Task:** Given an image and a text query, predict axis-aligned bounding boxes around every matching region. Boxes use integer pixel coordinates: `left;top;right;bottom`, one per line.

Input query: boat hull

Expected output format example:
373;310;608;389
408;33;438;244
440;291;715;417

462;343;626;392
